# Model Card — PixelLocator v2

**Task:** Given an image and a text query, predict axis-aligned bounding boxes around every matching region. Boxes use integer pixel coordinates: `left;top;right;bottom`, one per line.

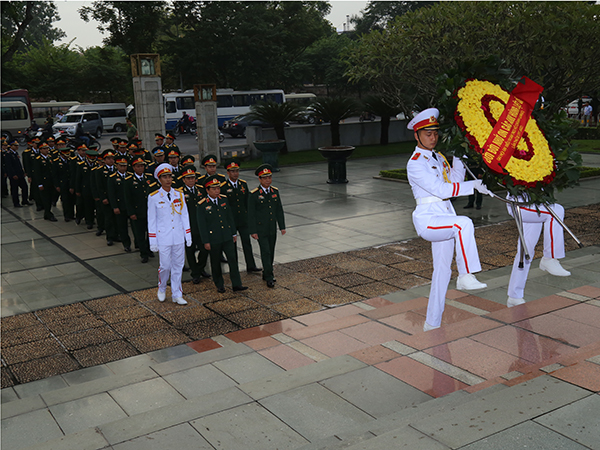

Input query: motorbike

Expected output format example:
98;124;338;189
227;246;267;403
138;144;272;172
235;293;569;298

359;111;376;122
173;116;197;136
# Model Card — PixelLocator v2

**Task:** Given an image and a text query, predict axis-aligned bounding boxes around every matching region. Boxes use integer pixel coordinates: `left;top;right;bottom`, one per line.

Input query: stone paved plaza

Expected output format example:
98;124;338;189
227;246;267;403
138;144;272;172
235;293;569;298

2;154;600;449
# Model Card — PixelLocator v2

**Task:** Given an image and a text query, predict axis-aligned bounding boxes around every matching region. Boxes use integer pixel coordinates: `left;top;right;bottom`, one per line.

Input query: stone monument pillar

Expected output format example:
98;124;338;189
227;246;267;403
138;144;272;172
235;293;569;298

130;54;165;149
194;84;220;162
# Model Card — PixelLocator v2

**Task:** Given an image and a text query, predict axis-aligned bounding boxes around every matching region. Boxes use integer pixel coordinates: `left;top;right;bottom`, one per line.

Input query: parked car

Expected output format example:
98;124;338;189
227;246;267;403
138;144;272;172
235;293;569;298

563;96;592;118
53;112;103;138
221;115;272;138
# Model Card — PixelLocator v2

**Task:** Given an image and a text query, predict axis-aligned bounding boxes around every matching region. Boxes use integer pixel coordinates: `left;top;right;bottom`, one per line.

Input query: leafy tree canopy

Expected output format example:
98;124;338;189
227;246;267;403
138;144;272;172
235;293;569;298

346;1;600;115
350;1;436;35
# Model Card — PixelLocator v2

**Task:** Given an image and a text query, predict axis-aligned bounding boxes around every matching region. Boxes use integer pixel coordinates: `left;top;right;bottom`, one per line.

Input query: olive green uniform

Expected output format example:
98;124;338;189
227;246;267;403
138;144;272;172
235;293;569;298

32;154;56;220
248;186;285;282
75;159;97;227
182;183;210;279
222;178;258;270
124;172;157;260
52;154;75;220
197;194;243;290
107;170;132;249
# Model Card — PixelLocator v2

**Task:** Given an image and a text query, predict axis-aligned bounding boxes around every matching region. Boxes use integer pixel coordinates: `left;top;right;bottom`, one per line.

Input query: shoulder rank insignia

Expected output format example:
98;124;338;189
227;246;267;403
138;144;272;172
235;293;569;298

411;152;421;161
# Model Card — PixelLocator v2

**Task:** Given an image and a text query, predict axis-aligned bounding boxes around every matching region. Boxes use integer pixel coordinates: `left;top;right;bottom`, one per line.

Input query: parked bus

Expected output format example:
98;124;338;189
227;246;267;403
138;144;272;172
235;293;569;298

32;101;80;121
1;101;31;142
1;89;33;123
285;92;317;106
163;89;285;129
68;103;128;132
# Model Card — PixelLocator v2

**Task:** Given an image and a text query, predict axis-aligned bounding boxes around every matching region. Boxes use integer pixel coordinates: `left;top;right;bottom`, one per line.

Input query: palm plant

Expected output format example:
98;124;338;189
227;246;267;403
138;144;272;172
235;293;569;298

310;97;360;147
244;101;303;154
362;95;403;145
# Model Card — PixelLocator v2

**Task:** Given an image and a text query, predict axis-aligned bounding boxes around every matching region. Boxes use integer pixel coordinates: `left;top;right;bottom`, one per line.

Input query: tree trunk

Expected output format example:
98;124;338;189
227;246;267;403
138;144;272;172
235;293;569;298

331;121;341;147
275;125;287;154
380;116;390;145
2;2;35;65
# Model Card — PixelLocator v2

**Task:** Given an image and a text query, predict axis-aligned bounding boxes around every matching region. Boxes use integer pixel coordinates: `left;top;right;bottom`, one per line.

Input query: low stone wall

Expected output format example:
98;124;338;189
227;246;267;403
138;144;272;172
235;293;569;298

245;119;413;156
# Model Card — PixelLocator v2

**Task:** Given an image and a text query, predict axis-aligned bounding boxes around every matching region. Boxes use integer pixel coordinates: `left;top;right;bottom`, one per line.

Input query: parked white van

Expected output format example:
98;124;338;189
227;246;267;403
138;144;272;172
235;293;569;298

67;103;128;132
1;101;31;142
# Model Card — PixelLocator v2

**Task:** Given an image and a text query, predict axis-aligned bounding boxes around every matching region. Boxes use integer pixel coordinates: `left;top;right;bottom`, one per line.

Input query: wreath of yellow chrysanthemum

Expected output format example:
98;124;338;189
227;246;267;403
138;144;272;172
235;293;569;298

455;80;555;186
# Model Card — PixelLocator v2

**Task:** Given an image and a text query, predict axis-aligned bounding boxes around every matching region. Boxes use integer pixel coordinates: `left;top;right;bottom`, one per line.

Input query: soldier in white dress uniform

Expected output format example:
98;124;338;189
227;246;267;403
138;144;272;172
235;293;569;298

406;108;491;331
148;163;192;305
506;197;570;308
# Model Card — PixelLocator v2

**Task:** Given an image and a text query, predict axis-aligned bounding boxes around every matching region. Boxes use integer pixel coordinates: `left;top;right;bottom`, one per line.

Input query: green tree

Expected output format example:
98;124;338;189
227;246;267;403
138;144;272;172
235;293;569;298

362;95;402;145
80;46;132;104
79;1;168;55
302;33;355;95
311;97;360;146
346;2;600;115
350;1;436;35
244;101;303;153
160;1;333;91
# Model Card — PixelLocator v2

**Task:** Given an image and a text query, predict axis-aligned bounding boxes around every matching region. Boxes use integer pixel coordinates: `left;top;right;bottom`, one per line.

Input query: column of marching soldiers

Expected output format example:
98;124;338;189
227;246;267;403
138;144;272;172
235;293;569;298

1;132;286;293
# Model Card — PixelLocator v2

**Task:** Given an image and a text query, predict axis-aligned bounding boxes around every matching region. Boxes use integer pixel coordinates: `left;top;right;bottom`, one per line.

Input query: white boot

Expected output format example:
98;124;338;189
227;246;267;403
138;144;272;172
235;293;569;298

539;257;571;277
157;290;166;302
456;273;488;290
172;297;187;305
423;321;440;332
507;296;525;308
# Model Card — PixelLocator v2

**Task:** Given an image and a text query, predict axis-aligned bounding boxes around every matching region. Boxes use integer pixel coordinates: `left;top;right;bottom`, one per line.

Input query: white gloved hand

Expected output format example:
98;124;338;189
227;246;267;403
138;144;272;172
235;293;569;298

473;180;492;196
150;245;158;252
185;239;192;248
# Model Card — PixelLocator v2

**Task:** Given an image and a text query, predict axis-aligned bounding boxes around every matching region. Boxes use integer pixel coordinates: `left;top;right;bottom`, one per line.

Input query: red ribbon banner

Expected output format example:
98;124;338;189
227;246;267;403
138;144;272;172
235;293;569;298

482;77;544;174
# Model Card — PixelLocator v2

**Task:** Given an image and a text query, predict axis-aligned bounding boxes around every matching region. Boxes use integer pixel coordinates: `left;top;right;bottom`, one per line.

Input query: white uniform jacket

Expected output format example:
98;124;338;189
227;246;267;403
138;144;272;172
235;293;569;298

147;187;191;248
407;147;477;236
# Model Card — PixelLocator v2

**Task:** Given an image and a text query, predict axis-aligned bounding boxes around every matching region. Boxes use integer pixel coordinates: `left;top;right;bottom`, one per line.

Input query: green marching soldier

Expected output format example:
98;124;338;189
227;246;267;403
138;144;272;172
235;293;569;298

92;149;110;239
180;164;211;283
197;154;227;196
223;159;261;273
52;141;75;221
24;137;43;211
167;147;183;187
107;155;132;253
248;164;286;288
196;175;247;293
124;156;158;263
76;146;99;229
71;143;86;225
33;142;57;221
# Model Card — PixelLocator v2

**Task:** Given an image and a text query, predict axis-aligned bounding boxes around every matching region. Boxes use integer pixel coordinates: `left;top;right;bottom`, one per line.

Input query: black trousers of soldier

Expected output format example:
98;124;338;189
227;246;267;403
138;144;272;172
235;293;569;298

9;177;28;206
234;225;258;270
130;216;151;259
59;189;75;220
185;233;209;279
39;187;55;220
79;194;95;226
101;203;118;241
257;233;277;281
114;212;131;249
208;240;242;289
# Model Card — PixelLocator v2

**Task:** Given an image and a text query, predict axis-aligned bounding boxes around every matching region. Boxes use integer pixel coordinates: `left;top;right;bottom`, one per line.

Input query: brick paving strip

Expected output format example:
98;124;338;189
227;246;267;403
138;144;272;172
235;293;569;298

2;204;599;388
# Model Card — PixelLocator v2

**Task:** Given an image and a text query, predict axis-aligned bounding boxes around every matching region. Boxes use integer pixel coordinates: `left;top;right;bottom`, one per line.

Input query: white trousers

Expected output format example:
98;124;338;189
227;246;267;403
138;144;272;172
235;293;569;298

419;215;482;327
507;204;565;299
158;243;186;298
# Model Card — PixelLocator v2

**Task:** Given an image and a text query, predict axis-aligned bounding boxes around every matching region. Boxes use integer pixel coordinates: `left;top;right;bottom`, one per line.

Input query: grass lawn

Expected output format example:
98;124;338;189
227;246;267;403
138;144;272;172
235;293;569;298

237;141;416;170
573;140;600;153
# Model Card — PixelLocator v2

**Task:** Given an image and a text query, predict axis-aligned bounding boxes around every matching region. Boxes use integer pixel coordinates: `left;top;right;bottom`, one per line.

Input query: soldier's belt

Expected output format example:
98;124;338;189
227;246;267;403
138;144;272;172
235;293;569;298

416;196;449;205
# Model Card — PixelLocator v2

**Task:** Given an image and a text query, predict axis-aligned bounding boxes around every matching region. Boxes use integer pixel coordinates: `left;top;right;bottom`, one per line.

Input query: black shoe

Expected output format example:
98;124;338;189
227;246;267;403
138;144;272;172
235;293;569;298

233;285;248;292
14;204;22;208
22;201;31;206
48;216;58;222
217;287;226;293
124;247;132;253
36;206;44;211
192;277;200;284
75;218;81;225
476;205;482;210
114;238;122;243
220;257;228;263
141;257;149;263
86;224;94;230
201;270;211;278
463;204;473;209
95;229;104;236
148;252;155;258
266;280;275;288
107;240;114;246
64;218;71;222
247;267;262;273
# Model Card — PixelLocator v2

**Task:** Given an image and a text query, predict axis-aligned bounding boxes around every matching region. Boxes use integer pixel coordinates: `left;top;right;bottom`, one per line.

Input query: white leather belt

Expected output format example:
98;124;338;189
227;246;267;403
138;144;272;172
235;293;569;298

416;196;449;205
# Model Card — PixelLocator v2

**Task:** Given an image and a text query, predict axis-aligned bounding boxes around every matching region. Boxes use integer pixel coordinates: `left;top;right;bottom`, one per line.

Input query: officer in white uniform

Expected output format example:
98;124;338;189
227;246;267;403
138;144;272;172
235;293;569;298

506;197;570;307
148;163;192;305
406;108;491;331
